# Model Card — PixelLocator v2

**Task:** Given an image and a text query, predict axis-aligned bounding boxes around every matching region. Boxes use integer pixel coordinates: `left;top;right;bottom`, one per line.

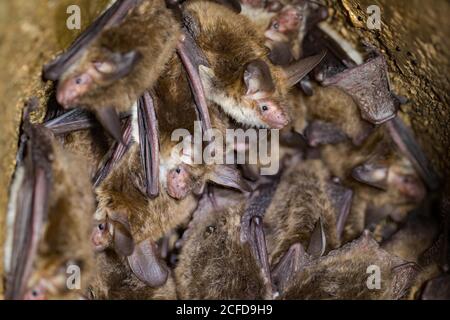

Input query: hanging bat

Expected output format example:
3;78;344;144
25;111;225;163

263;159;350;272
264;1;328;65
183;1;326;129
320;128;426;242
46;0;181;142
322;53;400;125
277;231;420;299
132;52;251;200
175;190;273;299
5;105;95;300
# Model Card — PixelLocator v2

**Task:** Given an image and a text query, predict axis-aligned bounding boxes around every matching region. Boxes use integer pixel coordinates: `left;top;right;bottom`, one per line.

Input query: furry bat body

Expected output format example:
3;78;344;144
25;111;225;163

183;1;325;129
279;231;420;299
89;250;176;300
175;199;272;299
5;116;95;300
263;159;349;269
52;0;180;141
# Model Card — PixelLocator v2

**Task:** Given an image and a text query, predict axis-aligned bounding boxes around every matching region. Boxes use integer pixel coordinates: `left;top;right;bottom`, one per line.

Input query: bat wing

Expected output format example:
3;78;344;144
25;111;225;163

5;123;53;300
93;116;133;187
177;30;212;133
44;108;97;135
322;55;398;125
137;91;160;198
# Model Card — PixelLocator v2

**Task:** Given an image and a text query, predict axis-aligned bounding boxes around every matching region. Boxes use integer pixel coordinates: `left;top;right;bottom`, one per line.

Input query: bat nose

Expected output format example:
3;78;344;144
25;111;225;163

263;112;290;129
56;86;75;108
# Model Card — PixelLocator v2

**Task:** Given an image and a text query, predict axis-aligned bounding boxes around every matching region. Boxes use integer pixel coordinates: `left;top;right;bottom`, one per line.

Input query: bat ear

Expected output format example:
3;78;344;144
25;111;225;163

244;59;275;100
283;50;326;87
391;262;420;299
127;240;169;288
94;50;141;82
95;106;123;143
268;41;294;66
272;243;308;294
307;217;326;258
112;221;135;257
351;161;389;190
208;165;252;192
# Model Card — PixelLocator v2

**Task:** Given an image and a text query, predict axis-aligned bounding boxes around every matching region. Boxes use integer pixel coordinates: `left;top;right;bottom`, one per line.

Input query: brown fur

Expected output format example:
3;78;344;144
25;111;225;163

320;129;425;243
25;142;95;299
282;232;419;299
175;203;268;299
264;159;339;266
96;144;198;244
185;1;290;127
89;250;176;300
292;85;372;145
61;0;180;113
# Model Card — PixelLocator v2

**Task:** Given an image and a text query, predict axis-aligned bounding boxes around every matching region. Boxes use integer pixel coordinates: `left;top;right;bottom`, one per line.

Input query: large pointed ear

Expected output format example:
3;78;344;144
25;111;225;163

283;50;327;87
208;165;252;192
391;262;420;299
94;50;141;82
307;218;327;258
243;59;275;99
127;240;169;288
95;106;123;143
112;221;135;257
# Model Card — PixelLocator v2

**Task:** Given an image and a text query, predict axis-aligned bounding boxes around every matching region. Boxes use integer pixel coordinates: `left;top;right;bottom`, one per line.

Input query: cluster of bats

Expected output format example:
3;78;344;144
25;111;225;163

3;0;450;300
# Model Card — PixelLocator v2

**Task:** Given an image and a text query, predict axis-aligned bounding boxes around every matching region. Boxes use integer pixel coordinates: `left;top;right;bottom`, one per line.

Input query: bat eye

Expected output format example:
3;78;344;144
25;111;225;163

205;225;216;236
98;223;106;231
261;105;269;112
75;77;83;85
175;168;181;174
272;21;279;30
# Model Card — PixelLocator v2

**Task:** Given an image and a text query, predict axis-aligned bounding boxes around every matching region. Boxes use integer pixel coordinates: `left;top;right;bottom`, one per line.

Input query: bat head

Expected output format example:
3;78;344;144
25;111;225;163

23;257;89;300
56;48;140;108
242;59;291;129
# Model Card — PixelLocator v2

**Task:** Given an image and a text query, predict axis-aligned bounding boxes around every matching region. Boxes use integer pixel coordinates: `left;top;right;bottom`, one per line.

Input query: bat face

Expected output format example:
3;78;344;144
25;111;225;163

23;259;87;300
266;5;302;39
57;49;141;108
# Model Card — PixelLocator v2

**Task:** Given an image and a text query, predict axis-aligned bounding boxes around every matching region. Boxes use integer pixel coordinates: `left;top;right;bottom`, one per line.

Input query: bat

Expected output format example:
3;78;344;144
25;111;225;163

47;0;180;142
264;1;328;65
322;53;400;125
263;159;345;269
279;231;420;299
175;199;272;299
183;1;326;129
295;85;374;147
88;250;176;299
5;102;96;299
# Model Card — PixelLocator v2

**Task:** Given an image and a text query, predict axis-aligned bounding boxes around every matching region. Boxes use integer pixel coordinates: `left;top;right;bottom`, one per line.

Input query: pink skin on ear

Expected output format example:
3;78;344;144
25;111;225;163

257;99;289;129
167;166;193;200
56;70;94;108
